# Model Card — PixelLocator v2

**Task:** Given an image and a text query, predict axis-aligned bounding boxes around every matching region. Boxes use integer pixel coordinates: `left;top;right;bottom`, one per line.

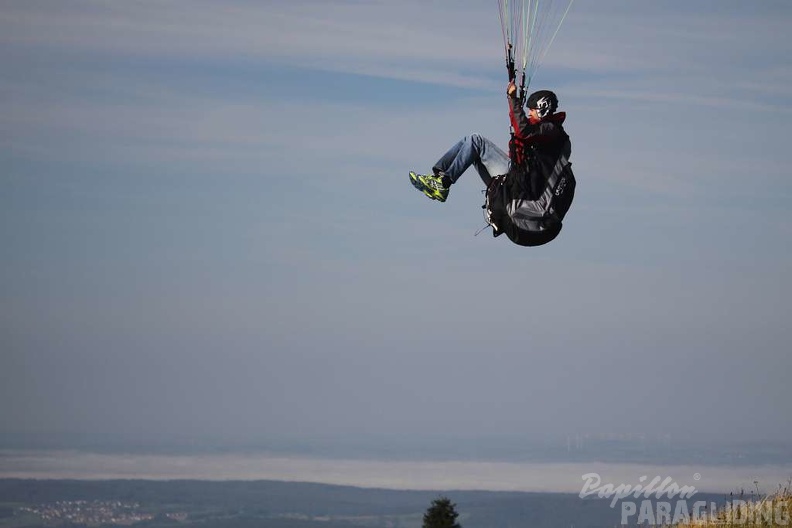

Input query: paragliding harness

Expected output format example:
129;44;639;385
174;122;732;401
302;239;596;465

483;144;575;247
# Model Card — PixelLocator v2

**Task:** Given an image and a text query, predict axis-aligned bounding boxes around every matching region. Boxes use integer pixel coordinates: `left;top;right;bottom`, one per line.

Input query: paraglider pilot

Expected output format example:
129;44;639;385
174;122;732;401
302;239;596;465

409;81;575;247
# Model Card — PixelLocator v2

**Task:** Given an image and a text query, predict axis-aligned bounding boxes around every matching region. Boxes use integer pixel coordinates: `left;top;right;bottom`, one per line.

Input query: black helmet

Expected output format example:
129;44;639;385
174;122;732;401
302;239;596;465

526;90;558;118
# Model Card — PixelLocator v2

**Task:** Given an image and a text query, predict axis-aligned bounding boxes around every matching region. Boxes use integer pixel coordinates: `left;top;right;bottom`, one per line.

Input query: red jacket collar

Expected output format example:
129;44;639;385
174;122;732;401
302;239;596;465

529;111;566;125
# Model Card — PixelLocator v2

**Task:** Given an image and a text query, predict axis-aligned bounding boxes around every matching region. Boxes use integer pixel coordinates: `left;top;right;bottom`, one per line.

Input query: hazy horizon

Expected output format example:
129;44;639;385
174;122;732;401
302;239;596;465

3;432;792;469
3;449;792;495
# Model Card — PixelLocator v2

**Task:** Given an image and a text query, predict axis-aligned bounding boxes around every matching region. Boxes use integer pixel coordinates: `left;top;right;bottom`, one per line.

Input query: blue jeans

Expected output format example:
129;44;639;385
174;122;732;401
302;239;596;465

433;133;511;187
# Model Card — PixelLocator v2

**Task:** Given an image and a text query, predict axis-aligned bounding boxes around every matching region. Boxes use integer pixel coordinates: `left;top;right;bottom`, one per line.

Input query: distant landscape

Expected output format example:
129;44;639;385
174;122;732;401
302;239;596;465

3;440;789;527
0;479;729;528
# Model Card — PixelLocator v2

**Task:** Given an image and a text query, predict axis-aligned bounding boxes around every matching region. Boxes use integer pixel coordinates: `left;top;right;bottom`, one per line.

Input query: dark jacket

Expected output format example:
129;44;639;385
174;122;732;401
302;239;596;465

484;93;575;247
507;93;570;200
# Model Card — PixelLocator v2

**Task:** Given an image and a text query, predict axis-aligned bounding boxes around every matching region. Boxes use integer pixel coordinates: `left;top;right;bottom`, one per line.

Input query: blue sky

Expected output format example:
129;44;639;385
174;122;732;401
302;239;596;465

1;1;791;456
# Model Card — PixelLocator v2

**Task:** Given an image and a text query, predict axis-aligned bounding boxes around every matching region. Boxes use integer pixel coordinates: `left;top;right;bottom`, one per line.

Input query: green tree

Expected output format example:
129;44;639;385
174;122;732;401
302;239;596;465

422;496;461;528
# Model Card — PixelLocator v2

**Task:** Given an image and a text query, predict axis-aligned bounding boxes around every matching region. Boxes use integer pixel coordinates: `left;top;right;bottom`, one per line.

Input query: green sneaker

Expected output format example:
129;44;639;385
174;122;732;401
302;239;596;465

409;171;449;202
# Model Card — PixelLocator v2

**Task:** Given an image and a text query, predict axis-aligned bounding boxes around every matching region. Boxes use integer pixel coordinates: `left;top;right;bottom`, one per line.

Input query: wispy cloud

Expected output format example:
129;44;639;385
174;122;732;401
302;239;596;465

0;1;500;85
